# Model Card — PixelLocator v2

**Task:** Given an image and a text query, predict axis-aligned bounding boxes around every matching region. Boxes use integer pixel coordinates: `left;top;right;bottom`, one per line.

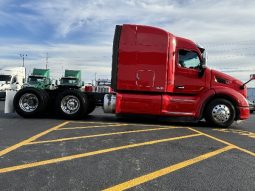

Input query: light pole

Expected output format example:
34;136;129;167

46;53;48;69
95;72;97;86
20;54;27;67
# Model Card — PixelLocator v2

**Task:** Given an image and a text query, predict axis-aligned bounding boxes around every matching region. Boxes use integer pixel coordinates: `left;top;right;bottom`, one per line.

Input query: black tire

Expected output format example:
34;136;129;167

42;90;52;115
205;98;236;128
86;99;96;115
13;87;48;118
56;90;88;119
42;90;49;102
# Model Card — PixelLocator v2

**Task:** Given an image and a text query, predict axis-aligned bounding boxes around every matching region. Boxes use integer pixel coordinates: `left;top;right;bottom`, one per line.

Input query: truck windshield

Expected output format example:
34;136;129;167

28;76;45;84
61;78;78;84
0;75;11;83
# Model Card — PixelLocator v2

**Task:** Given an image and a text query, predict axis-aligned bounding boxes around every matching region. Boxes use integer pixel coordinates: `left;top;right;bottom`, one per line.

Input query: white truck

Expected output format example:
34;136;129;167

0;67;26;99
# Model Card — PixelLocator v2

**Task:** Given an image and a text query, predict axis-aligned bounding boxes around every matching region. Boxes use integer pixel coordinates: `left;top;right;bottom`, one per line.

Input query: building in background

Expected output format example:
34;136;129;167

248;88;255;102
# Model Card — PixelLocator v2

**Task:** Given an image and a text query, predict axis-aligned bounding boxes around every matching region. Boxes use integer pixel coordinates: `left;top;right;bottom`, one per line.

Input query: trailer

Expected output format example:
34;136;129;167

7;24;254;127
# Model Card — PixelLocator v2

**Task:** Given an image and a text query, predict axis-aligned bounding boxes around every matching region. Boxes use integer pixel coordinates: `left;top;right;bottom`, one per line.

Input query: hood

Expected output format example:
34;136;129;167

0;83;11;91
0;81;6;86
211;69;247;97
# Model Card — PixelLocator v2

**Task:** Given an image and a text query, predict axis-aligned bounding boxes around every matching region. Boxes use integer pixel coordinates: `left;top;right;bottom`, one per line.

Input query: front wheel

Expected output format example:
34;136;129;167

205;98;236;128
56;90;88;119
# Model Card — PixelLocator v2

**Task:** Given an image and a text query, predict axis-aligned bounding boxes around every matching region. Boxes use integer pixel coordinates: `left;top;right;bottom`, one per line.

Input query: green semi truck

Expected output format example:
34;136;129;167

25;68;52;89
59;70;84;88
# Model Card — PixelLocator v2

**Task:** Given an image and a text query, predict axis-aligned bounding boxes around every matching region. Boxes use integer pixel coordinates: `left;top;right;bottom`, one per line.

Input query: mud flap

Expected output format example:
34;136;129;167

4;90;16;113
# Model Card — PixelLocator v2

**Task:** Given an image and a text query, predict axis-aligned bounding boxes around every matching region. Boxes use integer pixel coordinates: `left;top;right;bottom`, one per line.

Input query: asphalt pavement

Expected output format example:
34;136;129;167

0;101;254;190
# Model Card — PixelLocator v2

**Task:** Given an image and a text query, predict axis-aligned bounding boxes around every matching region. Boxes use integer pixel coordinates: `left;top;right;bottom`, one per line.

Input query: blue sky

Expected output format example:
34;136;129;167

0;0;255;86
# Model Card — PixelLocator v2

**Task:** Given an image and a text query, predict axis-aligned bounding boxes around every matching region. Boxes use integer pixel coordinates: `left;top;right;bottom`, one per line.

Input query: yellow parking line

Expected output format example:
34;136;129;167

188;128;255;157
103;145;234;191
0;121;69;157
57;124;182;131
69;121;183;128
239;133;253;136
213;129;230;132
0;133;202;174
234;130;250;133
131;124;187;128
57;124;129;131
213;129;255;139
69;121;122;125
28;126;184;145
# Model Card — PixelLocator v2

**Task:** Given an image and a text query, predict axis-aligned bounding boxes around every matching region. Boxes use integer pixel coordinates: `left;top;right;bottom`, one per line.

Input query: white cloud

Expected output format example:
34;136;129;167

0;0;255;85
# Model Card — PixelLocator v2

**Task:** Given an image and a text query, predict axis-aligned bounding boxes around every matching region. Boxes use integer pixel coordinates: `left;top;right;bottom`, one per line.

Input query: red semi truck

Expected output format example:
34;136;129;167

10;24;252;127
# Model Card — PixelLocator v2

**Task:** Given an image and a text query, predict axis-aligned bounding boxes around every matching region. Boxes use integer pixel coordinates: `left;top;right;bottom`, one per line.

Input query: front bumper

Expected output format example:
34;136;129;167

238;106;250;120
0;91;6;99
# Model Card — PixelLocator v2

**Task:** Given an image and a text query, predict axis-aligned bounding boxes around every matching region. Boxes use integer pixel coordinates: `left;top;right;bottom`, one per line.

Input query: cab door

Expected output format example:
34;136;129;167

174;49;206;95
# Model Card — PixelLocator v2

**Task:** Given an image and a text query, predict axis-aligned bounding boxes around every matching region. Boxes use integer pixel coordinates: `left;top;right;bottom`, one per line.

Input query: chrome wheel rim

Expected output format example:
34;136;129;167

212;104;230;123
19;93;39;112
61;95;80;114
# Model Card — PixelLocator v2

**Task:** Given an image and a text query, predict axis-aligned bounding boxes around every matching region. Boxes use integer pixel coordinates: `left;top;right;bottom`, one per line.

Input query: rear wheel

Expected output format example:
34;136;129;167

13;87;48;118
86;99;96;115
205;98;236;128
56;90;88;119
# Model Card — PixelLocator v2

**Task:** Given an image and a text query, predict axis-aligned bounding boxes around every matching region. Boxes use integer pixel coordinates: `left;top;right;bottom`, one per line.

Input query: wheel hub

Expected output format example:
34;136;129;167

212;104;230;123
61;95;80;114
19;93;39;112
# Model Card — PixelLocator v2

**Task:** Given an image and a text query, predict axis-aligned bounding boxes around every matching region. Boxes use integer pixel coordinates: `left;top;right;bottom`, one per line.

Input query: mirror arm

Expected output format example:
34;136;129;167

198;66;205;78
241;78;254;89
198;60;206;78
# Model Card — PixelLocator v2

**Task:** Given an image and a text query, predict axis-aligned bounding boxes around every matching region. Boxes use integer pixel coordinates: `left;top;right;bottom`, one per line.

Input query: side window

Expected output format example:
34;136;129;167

178;50;201;69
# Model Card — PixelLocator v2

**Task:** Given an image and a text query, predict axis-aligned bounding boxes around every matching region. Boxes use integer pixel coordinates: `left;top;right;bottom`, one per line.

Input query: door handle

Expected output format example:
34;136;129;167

176;86;185;89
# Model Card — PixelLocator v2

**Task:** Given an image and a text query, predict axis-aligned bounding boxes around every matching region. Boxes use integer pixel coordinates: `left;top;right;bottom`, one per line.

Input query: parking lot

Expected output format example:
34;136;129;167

0;101;254;190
